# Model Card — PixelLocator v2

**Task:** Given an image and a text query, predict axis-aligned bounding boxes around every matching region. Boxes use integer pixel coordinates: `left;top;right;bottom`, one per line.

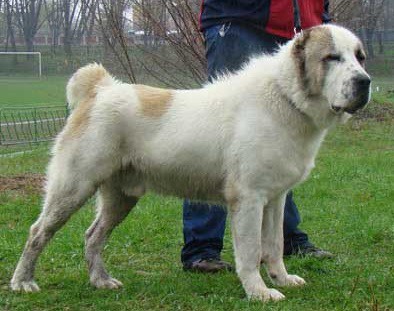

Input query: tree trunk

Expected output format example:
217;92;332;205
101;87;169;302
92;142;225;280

5;0;17;64
365;28;375;58
377;31;384;54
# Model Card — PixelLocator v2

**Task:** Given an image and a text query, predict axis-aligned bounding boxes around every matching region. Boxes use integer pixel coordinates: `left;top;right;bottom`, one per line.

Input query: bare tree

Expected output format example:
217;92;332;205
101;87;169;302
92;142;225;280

13;0;44;51
75;0;98;43
360;0;386;57
133;0;166;47
129;0;206;87
4;0;17;53
378;0;394;54
330;0;386;57
96;0;137;82
158;0;206;83
44;0;63;53
82;0;99;55
62;0;80;57
92;0;206;87
47;0;97;57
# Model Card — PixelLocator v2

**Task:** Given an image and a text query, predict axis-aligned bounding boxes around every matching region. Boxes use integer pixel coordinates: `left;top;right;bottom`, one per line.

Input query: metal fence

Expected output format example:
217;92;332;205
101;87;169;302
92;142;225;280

0;106;69;146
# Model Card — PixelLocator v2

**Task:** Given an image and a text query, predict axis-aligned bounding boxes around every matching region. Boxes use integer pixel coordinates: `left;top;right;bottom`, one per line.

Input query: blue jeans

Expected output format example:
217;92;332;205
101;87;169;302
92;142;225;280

181;23;309;264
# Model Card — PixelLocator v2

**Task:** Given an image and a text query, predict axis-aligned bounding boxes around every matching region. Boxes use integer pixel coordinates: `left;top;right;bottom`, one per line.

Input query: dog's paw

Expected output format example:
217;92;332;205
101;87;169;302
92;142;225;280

248;288;285;302
91;277;123;289
10;280;40;293
261;288;285;302
272;274;306;287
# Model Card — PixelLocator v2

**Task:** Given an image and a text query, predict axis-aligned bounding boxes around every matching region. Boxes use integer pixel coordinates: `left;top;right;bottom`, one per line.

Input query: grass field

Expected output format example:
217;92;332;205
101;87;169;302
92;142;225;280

0;76;68;108
0;76;393;311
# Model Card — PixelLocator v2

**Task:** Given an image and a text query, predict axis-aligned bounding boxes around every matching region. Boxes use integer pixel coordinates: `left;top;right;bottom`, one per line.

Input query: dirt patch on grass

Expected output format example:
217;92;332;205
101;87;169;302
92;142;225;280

355;100;394;121
0;174;45;195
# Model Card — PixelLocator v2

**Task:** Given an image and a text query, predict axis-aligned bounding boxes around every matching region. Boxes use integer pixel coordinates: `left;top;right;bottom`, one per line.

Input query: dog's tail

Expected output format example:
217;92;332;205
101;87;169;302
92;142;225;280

66;63;114;110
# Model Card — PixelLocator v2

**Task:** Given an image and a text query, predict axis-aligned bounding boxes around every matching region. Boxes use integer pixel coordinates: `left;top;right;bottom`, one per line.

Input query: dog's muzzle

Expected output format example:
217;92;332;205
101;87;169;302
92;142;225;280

344;75;371;114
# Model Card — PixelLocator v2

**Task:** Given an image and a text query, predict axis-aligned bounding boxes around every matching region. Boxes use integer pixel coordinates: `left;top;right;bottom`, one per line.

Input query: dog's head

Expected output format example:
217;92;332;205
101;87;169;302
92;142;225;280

291;25;370;123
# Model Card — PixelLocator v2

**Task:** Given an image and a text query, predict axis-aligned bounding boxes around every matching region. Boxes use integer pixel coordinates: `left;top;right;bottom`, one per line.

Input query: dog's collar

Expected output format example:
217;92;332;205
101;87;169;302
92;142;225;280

287;98;302;113
276;82;307;117
287;98;310;120
288;99;298;109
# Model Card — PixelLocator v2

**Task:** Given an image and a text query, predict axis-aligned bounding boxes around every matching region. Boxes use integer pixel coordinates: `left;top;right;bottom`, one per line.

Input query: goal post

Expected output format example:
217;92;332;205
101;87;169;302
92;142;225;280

0;52;42;78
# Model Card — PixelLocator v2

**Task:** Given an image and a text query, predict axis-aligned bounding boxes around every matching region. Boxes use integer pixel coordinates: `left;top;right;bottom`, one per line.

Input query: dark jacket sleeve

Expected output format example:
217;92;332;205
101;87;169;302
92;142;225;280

322;0;332;23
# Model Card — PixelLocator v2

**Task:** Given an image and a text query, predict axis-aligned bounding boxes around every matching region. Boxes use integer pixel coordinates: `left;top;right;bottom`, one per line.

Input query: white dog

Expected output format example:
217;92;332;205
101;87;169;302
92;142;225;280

11;24;370;301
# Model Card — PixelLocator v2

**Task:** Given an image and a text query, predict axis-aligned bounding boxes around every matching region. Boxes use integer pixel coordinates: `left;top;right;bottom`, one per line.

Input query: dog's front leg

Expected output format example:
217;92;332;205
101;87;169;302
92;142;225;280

230;194;285;302
261;193;306;287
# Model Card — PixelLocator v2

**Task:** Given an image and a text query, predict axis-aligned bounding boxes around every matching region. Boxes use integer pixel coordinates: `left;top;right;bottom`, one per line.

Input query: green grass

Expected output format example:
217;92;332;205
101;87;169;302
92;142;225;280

0;76;68;108
372;76;394;93
0;103;393;310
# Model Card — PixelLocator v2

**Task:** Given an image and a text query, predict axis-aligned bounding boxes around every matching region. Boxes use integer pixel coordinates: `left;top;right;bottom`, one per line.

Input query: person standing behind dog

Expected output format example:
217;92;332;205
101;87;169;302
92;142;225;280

182;0;334;273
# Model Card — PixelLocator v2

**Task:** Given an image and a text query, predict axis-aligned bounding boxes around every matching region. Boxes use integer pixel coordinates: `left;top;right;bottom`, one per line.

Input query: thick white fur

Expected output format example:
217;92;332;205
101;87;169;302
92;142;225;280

11;25;370;301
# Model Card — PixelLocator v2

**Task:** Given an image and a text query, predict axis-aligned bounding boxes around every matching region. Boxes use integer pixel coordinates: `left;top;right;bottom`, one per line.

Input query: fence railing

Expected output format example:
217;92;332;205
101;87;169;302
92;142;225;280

0;105;69;146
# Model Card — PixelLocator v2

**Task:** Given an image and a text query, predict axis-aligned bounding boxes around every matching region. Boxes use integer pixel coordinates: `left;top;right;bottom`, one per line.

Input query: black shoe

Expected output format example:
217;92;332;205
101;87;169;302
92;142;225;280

183;258;233;273
285;244;334;259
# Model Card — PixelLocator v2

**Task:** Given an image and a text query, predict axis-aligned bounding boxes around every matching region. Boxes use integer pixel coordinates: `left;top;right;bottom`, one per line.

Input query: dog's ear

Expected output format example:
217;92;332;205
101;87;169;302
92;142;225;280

292;27;334;96
292;30;312;89
293;31;311;53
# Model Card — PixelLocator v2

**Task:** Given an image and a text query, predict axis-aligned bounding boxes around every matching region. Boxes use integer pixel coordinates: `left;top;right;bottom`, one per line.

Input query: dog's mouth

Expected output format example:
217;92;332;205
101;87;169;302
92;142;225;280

331;102;368;115
331;105;360;115
331;90;370;115
331;105;345;114
343;106;359;114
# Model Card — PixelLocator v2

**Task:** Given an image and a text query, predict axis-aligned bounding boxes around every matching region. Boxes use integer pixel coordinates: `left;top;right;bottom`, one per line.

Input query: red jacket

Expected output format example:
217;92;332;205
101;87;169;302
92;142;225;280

200;0;331;39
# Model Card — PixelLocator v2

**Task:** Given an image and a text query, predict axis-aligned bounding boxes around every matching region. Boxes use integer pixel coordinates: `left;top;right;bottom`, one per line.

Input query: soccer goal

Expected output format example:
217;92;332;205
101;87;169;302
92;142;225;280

0;52;42;78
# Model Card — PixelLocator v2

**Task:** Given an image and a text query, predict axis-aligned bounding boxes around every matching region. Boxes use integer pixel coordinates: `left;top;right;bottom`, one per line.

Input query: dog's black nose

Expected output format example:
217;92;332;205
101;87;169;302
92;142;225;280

355;75;371;88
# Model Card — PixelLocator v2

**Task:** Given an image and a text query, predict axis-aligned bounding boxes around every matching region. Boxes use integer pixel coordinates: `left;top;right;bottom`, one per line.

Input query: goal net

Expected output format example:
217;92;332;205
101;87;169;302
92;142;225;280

0;52;42;78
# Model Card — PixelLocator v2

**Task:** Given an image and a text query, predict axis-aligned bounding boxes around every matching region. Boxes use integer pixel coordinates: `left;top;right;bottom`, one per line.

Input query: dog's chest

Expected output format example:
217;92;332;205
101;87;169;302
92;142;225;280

269;135;322;190
298;159;315;183
276;156;315;190
290;138;322;185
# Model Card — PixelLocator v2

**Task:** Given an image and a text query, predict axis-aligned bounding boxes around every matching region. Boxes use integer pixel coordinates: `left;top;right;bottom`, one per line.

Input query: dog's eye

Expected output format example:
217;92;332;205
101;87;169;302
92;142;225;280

356;50;366;63
323;54;341;62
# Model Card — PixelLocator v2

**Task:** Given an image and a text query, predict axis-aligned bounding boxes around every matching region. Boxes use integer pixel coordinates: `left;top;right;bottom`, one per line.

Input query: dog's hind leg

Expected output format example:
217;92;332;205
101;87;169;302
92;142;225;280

230;192;285;302
261;194;306;287
85;179;138;289
10;170;97;292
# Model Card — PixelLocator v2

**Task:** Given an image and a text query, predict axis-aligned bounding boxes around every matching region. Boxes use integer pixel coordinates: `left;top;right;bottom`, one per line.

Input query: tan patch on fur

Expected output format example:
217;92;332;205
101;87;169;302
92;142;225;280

64;99;94;138
293;27;334;95
307;27;334;48
306;30;333;94
81;68;107;100
135;85;173;118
